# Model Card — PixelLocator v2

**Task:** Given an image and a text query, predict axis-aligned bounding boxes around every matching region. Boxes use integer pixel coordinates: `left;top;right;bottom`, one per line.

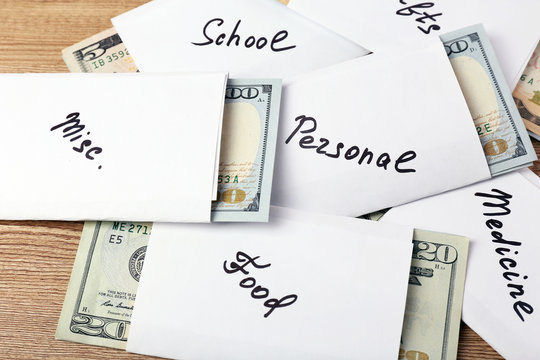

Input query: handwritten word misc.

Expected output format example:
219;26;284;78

50;112;103;169
223;251;298;318
396;1;443;35
475;188;534;322
192;18;296;52
285;115;417;173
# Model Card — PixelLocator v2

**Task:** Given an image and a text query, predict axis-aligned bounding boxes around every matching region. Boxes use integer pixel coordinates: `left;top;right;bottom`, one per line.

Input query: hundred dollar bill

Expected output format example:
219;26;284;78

62;28;138;73
399;229;469;360
212;79;281;221
56;221;151;349
440;24;537;176
513;40;540;141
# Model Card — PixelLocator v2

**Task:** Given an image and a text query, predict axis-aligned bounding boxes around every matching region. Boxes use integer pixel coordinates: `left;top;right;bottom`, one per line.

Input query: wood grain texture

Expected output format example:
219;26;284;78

0;1;537;359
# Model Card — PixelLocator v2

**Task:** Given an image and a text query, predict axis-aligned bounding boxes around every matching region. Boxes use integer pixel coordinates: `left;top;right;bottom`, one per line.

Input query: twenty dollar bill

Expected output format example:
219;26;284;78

399;229;469;360
56;221;151;349
440;24;537;176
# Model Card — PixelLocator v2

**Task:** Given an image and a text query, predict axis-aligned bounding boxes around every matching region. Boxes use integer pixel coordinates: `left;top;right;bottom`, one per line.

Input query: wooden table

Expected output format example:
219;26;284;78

0;1;537;359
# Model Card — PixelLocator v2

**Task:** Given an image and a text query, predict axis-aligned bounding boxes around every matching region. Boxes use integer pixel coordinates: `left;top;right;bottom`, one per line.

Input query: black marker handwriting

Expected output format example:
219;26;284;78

396;1;442;34
224;251;298;318
50;112;103;169
286;115;417;173
475;188;534;322
192;18;296;52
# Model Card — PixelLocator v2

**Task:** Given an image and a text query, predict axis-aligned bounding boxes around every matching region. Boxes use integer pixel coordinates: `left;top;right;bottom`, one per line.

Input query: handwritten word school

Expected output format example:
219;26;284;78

192;18;296;52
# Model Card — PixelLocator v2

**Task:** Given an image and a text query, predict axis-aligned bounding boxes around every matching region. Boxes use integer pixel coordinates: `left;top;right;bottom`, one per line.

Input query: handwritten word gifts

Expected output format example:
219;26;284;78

111;0;369;78
271;39;491;217
126;207;413;359
382;169;540;360
0;73;227;222
288;0;540;86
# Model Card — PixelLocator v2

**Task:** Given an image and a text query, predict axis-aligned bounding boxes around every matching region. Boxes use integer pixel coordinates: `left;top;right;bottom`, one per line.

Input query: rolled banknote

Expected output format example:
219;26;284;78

440;24;537;176
513;40;540;141
399;229;469;360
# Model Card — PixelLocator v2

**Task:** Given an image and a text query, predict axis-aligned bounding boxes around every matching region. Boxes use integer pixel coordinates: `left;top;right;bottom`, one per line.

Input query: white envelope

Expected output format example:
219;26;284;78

520;168;540;189
289;0;540;87
111;0;369;78
126;207;413;359
271;39;491;217
382;170;540;360
0;72;227;222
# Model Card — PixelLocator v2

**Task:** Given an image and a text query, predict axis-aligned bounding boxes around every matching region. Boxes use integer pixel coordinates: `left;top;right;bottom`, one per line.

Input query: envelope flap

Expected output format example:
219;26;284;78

111;0;369;78
289;0;540;85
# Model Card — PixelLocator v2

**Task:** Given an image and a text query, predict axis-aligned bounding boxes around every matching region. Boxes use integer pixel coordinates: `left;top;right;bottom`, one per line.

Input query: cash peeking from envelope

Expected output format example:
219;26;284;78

212;79;282;222
382;169;540;360
111;0;369;78
125;207;413;359
439;24;537;176
0;72;228;222
271;38;492;217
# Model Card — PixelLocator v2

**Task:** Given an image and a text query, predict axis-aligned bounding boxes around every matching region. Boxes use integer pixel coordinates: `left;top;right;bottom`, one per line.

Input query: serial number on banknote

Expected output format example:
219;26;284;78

218;174;240;184
89;49;131;70
110;221;151;235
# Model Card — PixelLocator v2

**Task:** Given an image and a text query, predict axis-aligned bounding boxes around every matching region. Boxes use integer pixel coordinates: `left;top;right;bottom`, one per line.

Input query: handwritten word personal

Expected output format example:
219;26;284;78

192;18;296;52
475;188;534;321
396;1;443;34
285;115;417;173
50;112;103;169
224;251;298;318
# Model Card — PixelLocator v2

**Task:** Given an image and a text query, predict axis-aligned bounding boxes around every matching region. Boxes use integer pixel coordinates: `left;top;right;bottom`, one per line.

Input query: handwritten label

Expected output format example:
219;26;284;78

192;18;296;52
285;115;417;173
395;1;443;34
50;112;103;169
475;188;534;322
223;251;298;318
